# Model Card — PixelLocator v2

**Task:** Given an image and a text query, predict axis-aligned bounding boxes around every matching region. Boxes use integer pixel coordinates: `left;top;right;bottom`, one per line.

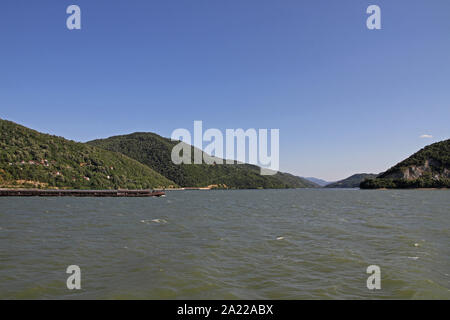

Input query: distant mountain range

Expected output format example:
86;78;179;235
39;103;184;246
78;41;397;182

0;119;318;190
360;139;450;189
324;174;378;188
1;118;448;190
303;177;332;186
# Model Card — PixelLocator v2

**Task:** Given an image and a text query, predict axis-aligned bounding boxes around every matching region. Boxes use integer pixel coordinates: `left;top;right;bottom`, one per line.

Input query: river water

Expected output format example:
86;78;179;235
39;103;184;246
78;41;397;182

0;189;449;299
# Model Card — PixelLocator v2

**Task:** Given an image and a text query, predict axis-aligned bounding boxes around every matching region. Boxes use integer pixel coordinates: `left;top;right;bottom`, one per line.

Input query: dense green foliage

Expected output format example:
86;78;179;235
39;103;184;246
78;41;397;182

325;174;378;188
88;132;318;189
360;177;450;189
0;119;175;189
360;139;450;189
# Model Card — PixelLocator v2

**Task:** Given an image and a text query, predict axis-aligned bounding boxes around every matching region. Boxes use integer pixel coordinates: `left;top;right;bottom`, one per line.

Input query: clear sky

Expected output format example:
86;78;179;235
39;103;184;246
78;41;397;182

1;0;449;181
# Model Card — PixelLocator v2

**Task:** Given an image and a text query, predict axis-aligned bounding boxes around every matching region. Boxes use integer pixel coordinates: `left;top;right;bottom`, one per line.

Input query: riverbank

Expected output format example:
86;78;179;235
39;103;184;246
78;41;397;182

0;189;165;197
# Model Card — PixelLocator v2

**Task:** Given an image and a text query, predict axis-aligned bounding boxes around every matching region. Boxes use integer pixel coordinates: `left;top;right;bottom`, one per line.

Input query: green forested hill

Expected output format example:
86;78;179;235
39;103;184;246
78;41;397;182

88;132;318;189
0;119;175;189
378;139;450;178
360;139;450;189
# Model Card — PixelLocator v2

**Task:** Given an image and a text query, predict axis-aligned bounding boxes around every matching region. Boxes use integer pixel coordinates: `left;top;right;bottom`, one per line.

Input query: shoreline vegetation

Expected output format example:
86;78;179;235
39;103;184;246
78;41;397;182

359;177;450;189
1;118;449;191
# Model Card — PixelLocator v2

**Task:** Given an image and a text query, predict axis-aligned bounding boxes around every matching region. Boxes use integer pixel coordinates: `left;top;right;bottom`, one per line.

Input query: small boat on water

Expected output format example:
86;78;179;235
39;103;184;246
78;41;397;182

0;189;165;197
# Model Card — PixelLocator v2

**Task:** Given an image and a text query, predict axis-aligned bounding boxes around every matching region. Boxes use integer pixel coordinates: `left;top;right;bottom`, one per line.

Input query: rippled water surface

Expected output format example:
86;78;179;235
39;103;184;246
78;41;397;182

0;189;449;299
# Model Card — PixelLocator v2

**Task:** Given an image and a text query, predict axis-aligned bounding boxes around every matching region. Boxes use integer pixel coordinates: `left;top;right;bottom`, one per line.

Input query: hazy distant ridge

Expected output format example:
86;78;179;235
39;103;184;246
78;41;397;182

325;174;378;188
303;177;331;187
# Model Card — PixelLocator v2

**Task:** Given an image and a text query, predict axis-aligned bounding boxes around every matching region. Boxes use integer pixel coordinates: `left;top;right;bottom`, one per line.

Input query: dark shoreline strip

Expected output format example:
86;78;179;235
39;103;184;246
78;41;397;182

0;189;165;197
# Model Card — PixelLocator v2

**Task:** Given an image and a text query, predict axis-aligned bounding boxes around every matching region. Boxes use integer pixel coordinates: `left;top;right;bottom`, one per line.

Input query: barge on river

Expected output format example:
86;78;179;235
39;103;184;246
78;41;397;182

0;189;165;197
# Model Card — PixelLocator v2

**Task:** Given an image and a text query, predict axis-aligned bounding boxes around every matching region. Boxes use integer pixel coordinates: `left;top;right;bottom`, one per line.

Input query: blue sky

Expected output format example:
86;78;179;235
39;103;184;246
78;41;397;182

1;0;449;181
